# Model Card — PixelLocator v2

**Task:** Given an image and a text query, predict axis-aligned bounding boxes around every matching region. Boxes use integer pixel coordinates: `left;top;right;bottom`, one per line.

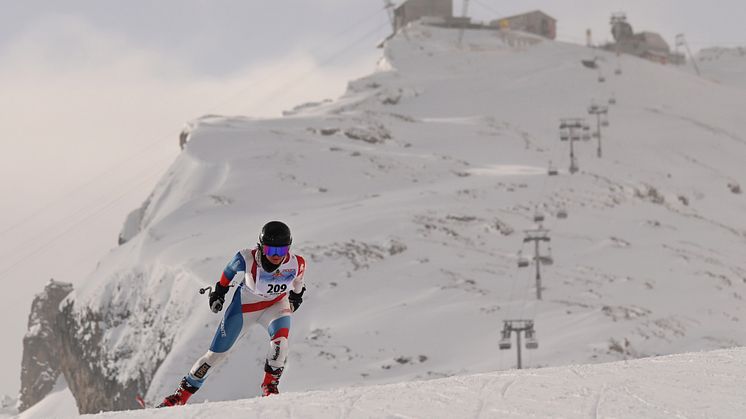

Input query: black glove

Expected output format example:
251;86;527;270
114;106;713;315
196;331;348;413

209;282;230;313
288;287;305;312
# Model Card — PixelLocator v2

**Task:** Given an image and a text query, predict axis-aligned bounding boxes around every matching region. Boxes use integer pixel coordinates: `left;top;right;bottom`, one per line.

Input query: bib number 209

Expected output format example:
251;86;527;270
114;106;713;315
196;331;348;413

267;284;287;294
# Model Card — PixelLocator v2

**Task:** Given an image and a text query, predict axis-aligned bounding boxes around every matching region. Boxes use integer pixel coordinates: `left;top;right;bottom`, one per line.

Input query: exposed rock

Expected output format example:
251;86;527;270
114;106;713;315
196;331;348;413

343;124;392;144
20;272;174;414
18;280;73;411
119;191;155;245
54;301;149;413
282;99;333;116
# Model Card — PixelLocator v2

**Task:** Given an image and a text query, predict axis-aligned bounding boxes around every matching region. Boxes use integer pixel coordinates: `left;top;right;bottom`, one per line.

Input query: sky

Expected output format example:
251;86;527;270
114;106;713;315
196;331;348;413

0;0;745;399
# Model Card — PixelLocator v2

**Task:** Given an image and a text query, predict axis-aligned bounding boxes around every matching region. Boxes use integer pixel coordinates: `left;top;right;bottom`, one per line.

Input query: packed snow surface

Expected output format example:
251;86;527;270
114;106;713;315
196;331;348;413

51;348;746;418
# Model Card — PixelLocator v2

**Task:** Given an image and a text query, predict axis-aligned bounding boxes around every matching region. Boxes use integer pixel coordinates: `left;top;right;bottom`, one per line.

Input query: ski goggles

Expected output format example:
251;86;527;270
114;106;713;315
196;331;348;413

263;245;290;257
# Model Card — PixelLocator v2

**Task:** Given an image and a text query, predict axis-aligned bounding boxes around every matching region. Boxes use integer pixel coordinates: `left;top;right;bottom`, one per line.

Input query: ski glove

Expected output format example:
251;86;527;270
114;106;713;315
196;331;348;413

288;287;305;312
209;282;230;313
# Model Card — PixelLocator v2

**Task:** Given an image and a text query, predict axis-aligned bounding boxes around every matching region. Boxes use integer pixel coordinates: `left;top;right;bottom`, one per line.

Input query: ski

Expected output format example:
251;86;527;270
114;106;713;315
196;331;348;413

135;394;149;409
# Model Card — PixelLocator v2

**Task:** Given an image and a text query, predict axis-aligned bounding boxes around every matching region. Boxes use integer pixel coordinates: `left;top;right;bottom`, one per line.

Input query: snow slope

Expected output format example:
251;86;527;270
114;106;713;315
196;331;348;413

20;22;746;415
69;347;746;418
696;47;746;89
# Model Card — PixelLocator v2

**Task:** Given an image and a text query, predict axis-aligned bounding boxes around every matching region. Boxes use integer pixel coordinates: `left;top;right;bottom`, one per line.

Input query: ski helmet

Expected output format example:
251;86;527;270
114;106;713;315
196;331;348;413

259;221;292;246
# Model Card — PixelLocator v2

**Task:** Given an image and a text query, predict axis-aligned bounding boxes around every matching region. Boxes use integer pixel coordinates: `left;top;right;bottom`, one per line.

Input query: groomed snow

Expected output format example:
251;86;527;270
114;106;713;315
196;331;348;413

84;347;746;419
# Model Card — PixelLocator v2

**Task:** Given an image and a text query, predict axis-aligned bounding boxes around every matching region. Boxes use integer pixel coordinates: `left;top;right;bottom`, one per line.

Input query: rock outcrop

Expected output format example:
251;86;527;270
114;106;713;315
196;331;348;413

19;275;171;414
18;280;73;411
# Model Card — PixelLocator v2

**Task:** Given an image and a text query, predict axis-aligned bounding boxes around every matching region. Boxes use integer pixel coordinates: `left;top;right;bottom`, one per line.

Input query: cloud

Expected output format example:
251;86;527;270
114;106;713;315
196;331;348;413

0;12;380;194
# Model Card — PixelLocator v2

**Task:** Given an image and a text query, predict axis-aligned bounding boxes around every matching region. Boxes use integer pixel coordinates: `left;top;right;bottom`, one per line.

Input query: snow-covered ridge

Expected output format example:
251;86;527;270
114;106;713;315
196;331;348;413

695;46;746;88
19;21;746;415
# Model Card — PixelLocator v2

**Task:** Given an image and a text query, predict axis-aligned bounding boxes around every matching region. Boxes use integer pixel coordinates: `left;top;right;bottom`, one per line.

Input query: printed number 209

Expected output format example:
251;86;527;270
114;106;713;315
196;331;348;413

267;284;287;293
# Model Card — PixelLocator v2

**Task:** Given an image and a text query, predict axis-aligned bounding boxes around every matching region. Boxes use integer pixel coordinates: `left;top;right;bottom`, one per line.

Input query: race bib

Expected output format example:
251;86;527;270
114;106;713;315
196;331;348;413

254;268;297;297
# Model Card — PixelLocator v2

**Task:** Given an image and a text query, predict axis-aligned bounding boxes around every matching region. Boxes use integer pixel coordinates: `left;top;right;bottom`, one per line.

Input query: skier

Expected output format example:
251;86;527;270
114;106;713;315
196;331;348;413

157;221;306;407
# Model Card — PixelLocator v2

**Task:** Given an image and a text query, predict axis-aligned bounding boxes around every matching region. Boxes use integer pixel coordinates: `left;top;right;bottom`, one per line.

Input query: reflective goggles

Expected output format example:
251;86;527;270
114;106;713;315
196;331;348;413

263;244;290;257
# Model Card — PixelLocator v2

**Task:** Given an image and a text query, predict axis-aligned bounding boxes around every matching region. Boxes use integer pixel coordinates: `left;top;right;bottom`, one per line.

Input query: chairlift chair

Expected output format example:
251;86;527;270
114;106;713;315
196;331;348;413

581;59;598;69
598;76;606;83
533;210;545;223
557;208;568;219
608;96;617;105
499;328;512;349
602;118;610;127
615;67;622;75
524;329;539;349
517;251;530;268
538;245;553;265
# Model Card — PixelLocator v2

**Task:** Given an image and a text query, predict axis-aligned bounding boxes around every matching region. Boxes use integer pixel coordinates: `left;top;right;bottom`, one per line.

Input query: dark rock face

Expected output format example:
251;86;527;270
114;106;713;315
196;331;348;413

19;275;172;414
55;302;147;413
18;280;73;411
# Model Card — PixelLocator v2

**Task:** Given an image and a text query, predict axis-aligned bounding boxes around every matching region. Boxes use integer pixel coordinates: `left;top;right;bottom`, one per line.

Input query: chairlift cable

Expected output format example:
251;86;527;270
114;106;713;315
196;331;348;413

0;163;167;281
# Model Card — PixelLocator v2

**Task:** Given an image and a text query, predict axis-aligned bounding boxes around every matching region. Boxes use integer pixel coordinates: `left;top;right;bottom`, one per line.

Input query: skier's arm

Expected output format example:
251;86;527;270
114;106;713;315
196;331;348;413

291;255;306;293
288;255;306;312
219;252;247;287
209;252;247;313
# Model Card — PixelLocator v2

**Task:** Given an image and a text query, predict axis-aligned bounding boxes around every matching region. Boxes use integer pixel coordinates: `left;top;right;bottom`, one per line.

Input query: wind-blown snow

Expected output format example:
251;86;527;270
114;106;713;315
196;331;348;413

18;21;746;417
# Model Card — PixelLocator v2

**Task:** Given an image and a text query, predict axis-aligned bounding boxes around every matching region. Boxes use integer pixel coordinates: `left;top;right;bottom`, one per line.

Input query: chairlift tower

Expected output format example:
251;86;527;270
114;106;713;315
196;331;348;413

587;103;609;158
559;118;589;174
499;319;538;369
675;34;701;76
457;0;470;47
610;13;627;75
520;228;552;299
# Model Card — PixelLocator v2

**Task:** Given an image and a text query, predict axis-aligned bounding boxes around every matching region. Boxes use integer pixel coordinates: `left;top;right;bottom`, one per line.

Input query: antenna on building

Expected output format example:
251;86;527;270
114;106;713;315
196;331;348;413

457;0;470;47
675;34;701;76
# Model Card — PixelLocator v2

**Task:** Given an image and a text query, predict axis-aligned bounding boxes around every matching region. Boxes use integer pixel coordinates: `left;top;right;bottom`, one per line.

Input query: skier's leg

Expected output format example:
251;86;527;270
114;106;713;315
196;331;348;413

265;315;291;369
158;290;245;407
186;289;246;387
258;299;293;395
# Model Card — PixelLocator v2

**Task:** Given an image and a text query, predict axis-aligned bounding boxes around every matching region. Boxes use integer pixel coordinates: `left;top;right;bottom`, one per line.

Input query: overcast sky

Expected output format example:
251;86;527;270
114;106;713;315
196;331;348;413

0;0;744;398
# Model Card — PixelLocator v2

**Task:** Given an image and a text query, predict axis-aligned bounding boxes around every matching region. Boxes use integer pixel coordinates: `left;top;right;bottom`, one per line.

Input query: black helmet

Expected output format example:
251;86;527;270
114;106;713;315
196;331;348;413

259;221;292;246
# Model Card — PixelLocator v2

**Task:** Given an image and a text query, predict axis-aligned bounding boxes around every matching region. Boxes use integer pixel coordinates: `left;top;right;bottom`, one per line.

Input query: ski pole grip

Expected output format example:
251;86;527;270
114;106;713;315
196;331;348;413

199;286;212;295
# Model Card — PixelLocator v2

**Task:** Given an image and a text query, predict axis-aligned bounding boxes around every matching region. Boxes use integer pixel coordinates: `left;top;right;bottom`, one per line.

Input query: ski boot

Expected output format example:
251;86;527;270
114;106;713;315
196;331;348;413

261;361;284;396
157;378;198;407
